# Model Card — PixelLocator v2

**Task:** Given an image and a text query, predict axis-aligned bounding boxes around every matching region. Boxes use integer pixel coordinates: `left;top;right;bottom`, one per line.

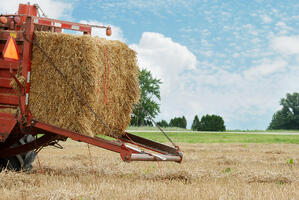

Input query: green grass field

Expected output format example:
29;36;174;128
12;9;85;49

127;126;189;131
131;132;299;144
128;126;299;133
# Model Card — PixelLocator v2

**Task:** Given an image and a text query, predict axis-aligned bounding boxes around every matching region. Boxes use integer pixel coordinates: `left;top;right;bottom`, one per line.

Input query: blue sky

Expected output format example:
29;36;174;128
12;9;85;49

1;0;299;130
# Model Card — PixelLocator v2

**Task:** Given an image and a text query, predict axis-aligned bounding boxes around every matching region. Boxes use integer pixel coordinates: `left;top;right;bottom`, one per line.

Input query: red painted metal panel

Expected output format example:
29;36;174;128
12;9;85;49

0;31;24;41
36;19;52;26
0;113;17;142
0;60;18;70
18;4;38;17
61;23;72;29
0;69;17;78
79;26;91;32
0;88;15;94
0;60;19;70
0;94;19;105
0;77;12;88
33;17;92;33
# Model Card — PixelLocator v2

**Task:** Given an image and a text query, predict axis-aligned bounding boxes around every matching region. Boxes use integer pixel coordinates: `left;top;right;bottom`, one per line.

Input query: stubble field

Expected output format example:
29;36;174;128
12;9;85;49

0;139;298;200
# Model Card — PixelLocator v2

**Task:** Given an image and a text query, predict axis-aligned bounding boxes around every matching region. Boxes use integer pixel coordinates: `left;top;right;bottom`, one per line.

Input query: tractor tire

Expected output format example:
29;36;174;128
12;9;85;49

0;135;37;171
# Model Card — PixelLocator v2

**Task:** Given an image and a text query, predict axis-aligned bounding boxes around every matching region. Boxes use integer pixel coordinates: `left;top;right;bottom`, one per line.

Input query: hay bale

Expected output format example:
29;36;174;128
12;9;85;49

91;37;140;136
29;31;140;137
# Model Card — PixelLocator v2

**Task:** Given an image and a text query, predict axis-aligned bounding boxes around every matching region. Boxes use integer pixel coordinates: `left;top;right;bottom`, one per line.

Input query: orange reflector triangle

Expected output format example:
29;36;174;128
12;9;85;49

3;36;19;62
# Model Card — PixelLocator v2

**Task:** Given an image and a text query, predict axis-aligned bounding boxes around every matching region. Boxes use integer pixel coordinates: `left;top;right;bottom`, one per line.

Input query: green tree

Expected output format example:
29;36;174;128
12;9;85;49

268;92;299;130
131;68;162;126
191;115;200;131
157;120;168;127
169;117;178;127
169;116;187;128
198;114;226;131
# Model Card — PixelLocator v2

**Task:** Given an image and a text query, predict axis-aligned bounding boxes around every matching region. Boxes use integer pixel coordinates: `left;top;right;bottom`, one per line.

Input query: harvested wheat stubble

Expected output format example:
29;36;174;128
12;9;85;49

29;31;140;137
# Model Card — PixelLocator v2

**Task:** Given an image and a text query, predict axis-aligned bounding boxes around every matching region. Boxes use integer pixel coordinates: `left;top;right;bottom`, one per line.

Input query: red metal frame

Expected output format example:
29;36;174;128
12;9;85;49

0;3;182;163
33;18;92;34
0;113;17;142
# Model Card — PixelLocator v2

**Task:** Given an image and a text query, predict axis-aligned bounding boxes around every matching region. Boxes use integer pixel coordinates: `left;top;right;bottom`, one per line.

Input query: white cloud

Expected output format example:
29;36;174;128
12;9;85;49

261;15;272;23
275;21;290;29
232;53;240;58
242;24;258;36
274;21;292;35
198;50;213;57
244;59;287;79
79;20;125;42
0;0;72;19
130;32;196;81
271;35;299;56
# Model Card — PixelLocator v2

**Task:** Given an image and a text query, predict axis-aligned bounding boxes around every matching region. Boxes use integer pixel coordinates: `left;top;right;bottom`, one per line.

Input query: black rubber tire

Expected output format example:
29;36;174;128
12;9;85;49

0;135;37;171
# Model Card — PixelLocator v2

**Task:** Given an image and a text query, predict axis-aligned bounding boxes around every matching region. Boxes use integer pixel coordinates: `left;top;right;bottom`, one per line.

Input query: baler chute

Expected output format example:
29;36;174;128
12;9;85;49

0;3;182;171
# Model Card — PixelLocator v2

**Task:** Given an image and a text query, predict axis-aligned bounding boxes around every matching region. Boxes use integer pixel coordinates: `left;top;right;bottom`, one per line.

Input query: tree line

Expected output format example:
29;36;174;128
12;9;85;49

156;114;226;131
157;116;187;128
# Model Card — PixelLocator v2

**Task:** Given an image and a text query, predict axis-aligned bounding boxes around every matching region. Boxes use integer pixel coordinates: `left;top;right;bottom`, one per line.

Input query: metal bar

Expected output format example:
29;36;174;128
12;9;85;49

33;17;92;33
138;104;177;148
33;121;131;154
130;154;182;162
0;134;57;157
120;132;179;155
21;16;34;122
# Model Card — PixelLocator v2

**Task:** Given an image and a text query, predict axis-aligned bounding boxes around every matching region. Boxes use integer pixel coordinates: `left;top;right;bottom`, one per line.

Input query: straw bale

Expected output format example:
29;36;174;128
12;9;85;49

29;31;140;137
91;37;140;136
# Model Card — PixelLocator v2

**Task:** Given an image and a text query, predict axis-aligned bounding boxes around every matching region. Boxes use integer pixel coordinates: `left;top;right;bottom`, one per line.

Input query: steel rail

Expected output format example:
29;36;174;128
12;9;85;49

138;104;177;148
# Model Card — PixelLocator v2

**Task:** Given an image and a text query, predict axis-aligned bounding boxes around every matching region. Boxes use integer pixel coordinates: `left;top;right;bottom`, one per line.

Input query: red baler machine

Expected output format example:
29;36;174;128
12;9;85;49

0;4;182;171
